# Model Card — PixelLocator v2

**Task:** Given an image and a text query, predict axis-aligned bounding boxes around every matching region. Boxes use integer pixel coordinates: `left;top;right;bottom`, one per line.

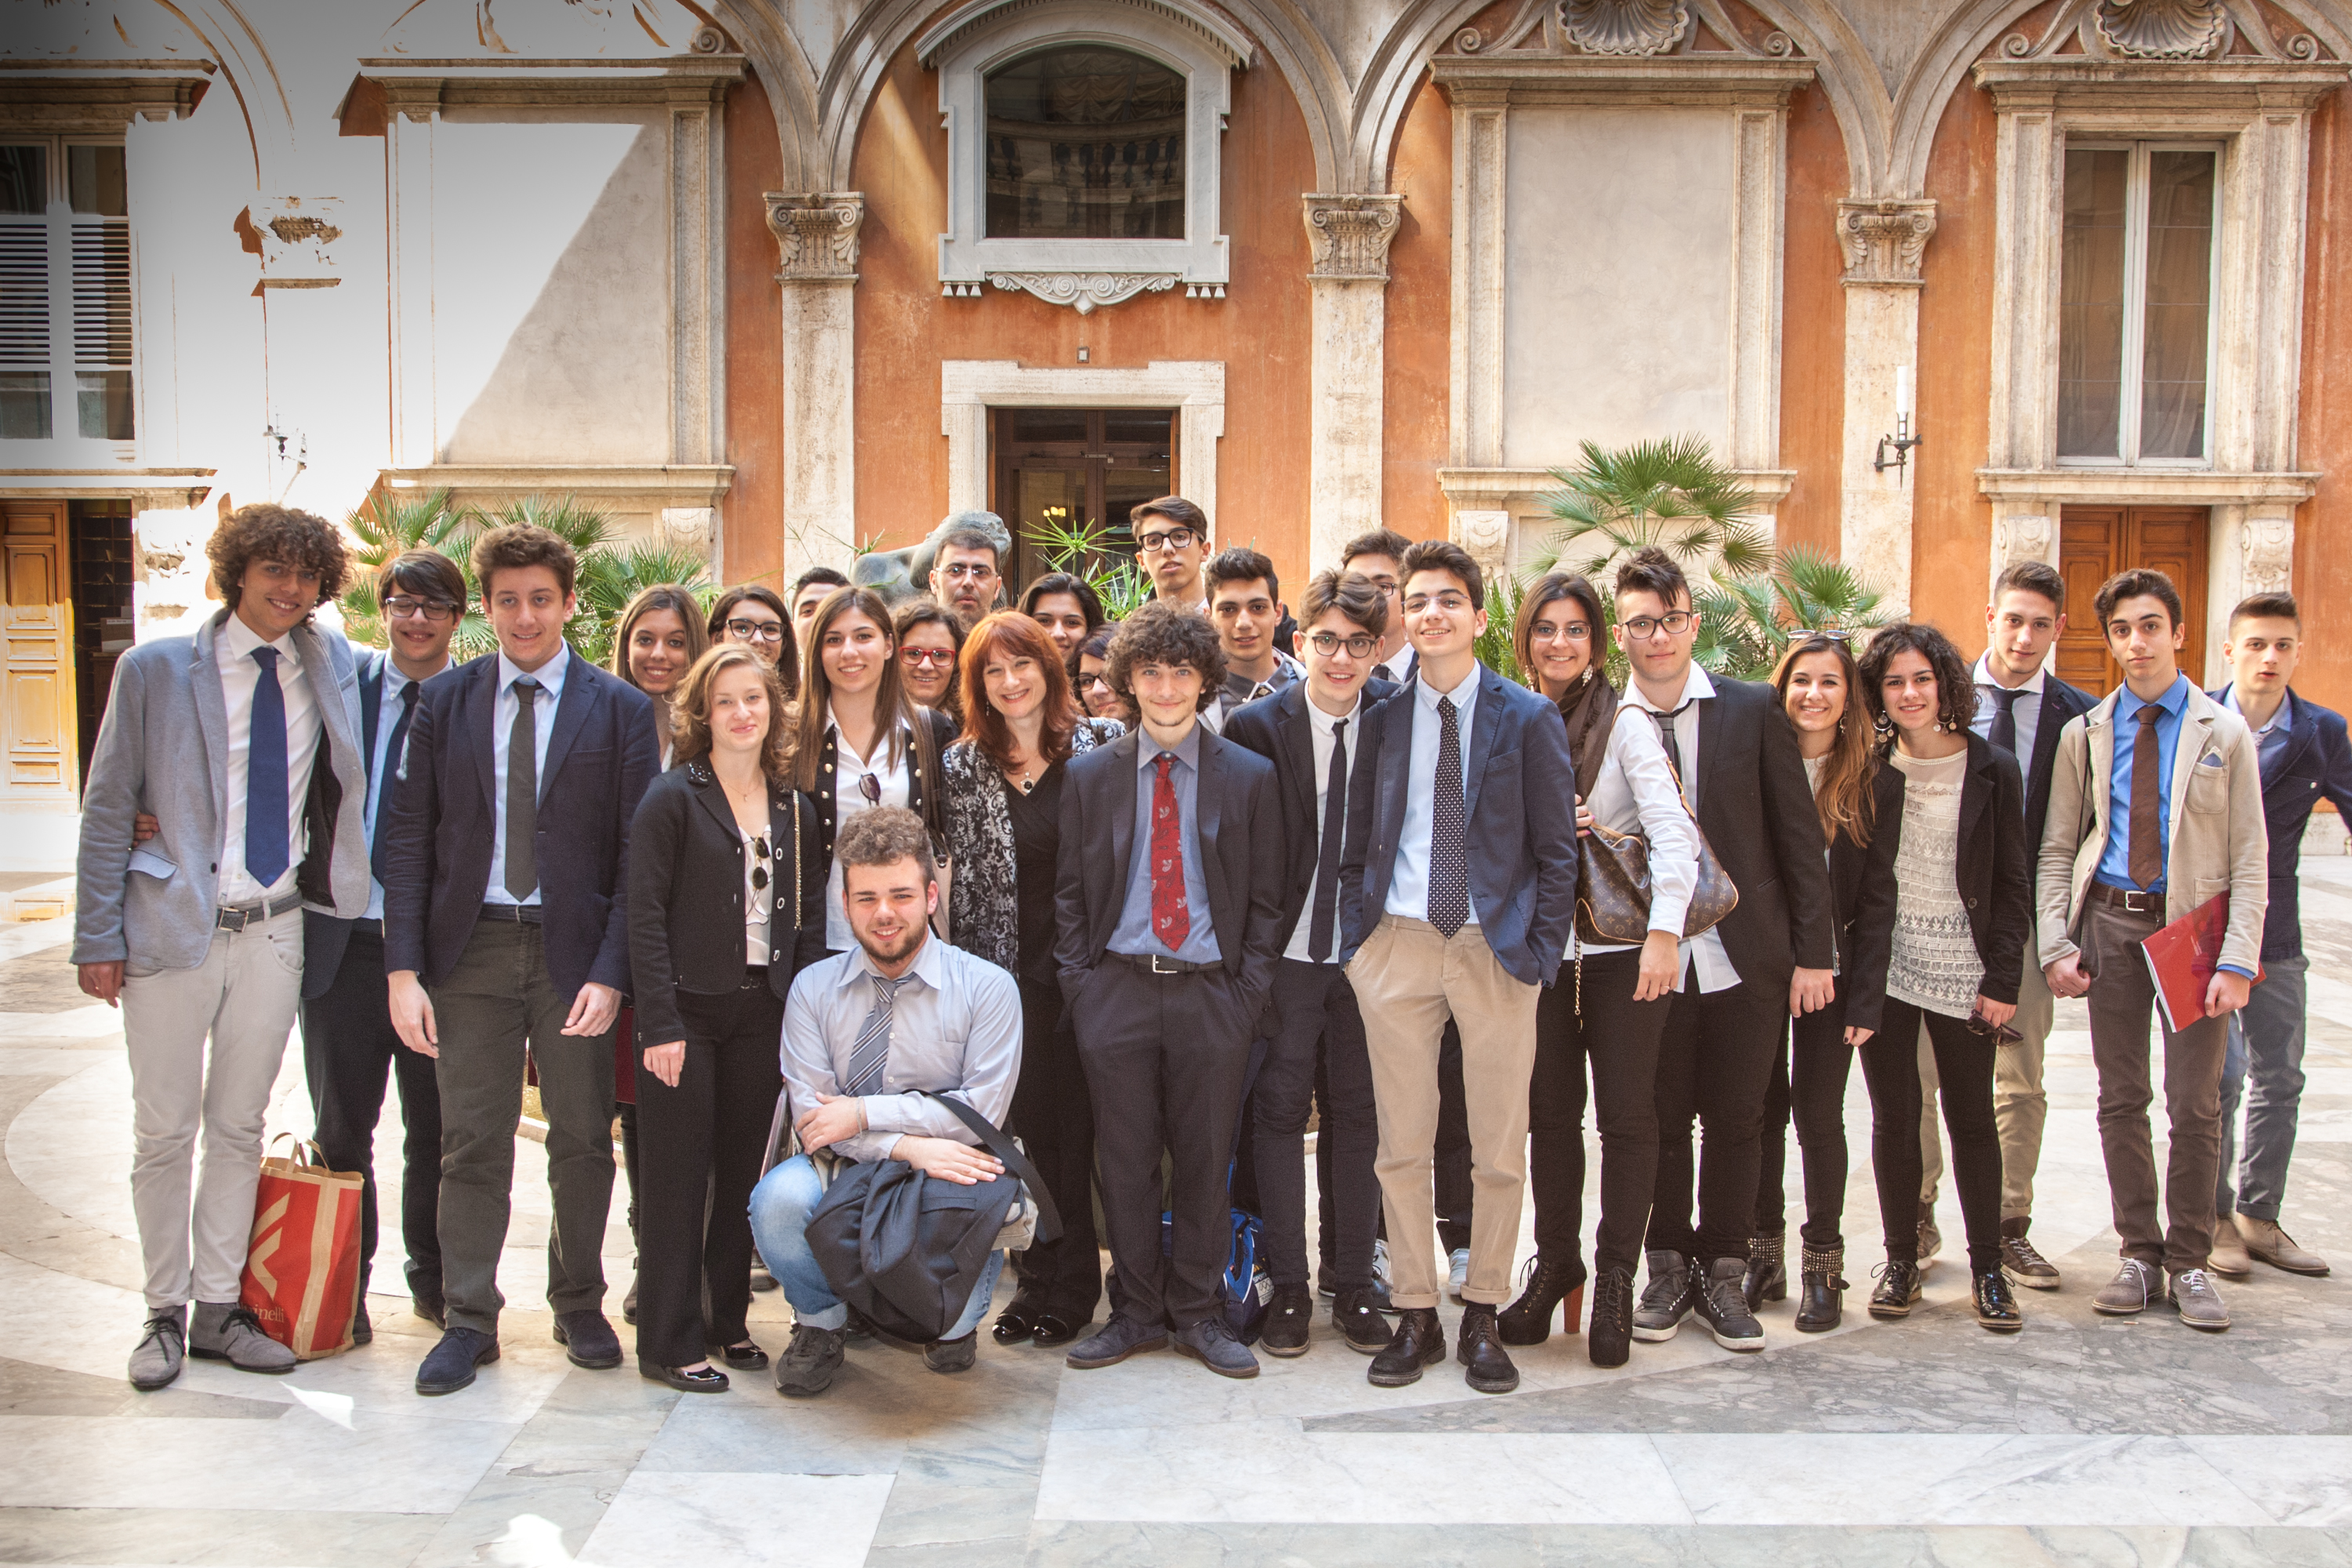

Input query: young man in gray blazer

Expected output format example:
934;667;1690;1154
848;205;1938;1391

74;504;372;1390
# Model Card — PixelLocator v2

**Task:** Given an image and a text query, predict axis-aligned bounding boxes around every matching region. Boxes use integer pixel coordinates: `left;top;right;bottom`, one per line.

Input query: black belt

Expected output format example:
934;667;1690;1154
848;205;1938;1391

478;902;544;924
2089;883;2162;916
350;916;383;936
1107;949;1218;976
216;891;303;931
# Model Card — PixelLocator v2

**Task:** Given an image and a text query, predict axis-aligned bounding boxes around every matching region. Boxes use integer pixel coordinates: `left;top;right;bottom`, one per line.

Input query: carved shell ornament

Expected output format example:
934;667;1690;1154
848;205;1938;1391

1564;0;1690;57
2093;0;2227;59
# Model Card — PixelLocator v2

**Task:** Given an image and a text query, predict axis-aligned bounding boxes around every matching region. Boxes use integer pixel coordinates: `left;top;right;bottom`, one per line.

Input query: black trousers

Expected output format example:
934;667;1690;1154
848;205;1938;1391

1528;946;1672;1280
1435;1019;1474;1253
1257;960;1379;1291
1860;1000;2002;1272
1007;975;1103;1323
1074;960;1255;1328
630;978;783;1367
301;926;444;1304
1645;973;1783;1264
1755;978;1853;1250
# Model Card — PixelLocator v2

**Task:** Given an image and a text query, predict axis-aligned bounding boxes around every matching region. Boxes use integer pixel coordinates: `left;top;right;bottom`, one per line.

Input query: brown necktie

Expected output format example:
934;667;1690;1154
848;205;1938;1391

2129;704;2163;889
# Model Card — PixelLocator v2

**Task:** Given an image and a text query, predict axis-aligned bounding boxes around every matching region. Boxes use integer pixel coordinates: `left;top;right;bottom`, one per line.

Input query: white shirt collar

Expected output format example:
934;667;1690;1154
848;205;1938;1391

850;930;943;993
827;704;907;769
499;642;570;698
219;609;299;670
1973;651;2045;698
382;655;449;699
1415;661;1480;709
1306;691;1360;736
1623;661;1713;714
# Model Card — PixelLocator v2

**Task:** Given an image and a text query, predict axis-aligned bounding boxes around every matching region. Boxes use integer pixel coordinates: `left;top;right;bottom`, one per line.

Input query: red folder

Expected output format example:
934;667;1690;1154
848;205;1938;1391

2140;892;2262;1034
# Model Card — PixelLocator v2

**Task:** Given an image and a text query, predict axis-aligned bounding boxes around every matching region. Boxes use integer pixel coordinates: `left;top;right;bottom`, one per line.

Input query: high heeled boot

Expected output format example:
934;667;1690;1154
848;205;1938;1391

1497;1254;1587;1346
1744;1230;1788;1312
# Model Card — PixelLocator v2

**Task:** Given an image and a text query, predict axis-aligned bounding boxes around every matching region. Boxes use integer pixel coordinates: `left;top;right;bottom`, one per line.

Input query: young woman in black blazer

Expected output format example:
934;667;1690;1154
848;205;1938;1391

1749;633;1878;1331
626;646;827;1391
1846;622;2031;1334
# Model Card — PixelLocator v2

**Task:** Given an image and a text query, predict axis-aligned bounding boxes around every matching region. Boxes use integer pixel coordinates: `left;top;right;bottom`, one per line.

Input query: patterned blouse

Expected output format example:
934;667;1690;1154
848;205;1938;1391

940;718;1124;976
1884;748;1983;1018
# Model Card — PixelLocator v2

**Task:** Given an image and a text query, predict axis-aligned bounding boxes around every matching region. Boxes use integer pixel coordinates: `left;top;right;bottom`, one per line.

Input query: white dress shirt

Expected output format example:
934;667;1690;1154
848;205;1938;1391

1283;691;1361;964
484;643;571;908
744;815;774;967
1971;652;2046;768
1621;663;1736;992
216;612;322;906
1385;665;1480;925
1573;706;1703;956
825;708;914;952
361;658;446;921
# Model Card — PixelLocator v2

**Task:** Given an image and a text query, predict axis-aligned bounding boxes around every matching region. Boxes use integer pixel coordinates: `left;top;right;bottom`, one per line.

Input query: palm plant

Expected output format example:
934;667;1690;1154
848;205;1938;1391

1529;436;1769;585
336;488;467;650
574;539;717;669
1022;507;1150;619
1699;545;1896;680
1472;575;1523;687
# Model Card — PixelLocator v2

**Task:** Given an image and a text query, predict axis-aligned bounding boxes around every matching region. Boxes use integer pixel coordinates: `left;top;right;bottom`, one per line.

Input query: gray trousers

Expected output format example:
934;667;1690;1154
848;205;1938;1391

431;916;616;1336
121;906;304;1309
2216;955;2309;1222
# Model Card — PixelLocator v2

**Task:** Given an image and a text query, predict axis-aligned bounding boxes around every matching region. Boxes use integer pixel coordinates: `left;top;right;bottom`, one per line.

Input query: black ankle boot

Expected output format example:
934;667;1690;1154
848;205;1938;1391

1744;1231;1788;1311
1794;1244;1846;1333
1588;1265;1635;1368
1497;1254;1586;1346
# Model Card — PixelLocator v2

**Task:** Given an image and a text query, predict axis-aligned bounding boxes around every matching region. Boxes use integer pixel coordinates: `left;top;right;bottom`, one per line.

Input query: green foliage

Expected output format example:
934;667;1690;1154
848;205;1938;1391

1698;545;1895;680
1472;576;1523;688
1022;507;1150;621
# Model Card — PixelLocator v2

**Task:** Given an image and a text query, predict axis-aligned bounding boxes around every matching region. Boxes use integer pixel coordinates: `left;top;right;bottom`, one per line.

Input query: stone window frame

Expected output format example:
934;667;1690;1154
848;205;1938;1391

941;358;1224;525
918;0;1250;309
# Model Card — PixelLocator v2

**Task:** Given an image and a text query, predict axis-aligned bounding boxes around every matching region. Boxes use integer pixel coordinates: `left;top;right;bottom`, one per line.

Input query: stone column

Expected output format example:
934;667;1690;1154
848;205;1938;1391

384;86;441;471
2206;505;2296;677
1837;198;1936;613
1302;194;1402;572
767;192;864;579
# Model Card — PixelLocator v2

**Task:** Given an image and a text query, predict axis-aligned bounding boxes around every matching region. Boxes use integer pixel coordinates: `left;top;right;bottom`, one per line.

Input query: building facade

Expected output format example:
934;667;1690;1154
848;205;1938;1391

4;0;2349;884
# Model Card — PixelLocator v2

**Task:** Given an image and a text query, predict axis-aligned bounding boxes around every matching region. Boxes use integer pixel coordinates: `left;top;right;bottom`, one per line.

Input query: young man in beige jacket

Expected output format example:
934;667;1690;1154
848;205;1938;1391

2038;568;2268;1333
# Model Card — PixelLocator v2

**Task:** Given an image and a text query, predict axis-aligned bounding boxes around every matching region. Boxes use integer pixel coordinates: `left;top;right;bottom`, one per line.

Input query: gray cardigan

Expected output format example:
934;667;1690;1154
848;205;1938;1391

940;718;1122;975
73;608;372;970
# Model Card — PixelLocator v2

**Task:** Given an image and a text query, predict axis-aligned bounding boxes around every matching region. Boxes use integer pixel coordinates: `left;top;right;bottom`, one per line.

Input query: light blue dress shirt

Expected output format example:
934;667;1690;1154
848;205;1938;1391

1109;725;1221;964
485;644;570;908
2096;673;2191;895
361;661;439;921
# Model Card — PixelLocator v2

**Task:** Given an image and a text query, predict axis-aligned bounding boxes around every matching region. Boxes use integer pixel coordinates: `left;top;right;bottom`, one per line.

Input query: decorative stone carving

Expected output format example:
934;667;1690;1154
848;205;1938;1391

1991;512;2053;578
2242;514;2294;593
661;507;714;549
1303;194;1403;281
765;193;863;282
1454;510;1512;579
987;271;1179;314
250;197;344;290
2094;0;2226;60
1837;198;1937;287
1563;0;1690;56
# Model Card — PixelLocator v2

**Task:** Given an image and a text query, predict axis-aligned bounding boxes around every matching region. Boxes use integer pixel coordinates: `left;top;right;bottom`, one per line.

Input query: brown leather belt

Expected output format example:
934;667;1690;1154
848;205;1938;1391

2088;883;2163;916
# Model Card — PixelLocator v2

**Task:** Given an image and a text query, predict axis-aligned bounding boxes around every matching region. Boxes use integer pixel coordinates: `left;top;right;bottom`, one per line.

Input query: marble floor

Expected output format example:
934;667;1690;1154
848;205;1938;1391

4;873;2351;1566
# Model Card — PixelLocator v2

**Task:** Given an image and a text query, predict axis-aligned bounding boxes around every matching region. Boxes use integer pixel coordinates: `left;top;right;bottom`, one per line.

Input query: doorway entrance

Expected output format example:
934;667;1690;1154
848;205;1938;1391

992;407;1176;591
2056;505;2209;696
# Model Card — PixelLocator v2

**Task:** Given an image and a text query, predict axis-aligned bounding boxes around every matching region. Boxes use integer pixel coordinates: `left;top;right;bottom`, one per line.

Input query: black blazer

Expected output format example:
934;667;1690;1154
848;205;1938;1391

301;648;389;1000
1679;676;1835;985
810;707;956;863
2020;673;2100;892
626;760;827;1047
1844;733;2031;1034
1053;723;1288;1004
1221;676;1397;950
382;652;660;998
2209;684;2352;960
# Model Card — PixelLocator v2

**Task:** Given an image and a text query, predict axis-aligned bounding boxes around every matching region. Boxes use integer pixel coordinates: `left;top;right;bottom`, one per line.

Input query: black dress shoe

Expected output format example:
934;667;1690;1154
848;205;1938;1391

350;1298;373;1346
1030;1312;1084;1348
1588;1265;1634;1368
552;1310;623;1369
416;1327;499;1396
641;1359;730;1393
1367;1307;1446;1388
1869;1259;1924;1319
1333;1288;1391;1355
1973;1267;2024;1333
1457;1302;1519;1394
1497;1253;1586;1346
717;1341;769;1370
1260;1285;1313;1357
990;1308;1036;1346
925;1332;978;1374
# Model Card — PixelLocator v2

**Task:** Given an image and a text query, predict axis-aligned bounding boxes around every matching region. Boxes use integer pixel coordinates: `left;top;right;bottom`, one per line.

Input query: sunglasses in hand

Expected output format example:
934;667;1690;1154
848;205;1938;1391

1965;1007;2024;1045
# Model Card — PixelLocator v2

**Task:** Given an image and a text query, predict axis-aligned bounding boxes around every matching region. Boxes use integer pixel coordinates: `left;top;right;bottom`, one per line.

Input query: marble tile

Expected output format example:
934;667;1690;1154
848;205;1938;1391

0;1504;445;1566
0;1352;282;1421
576;1472;895;1567
0;1007;129;1042
2190;1436;2352;1526
0;1407;520;1512
0;1047;113;1075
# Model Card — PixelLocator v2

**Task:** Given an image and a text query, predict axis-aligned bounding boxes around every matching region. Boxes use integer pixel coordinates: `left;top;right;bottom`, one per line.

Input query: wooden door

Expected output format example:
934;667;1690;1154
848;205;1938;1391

2;499;74;796
2055;505;2209;697
991;408;1176;592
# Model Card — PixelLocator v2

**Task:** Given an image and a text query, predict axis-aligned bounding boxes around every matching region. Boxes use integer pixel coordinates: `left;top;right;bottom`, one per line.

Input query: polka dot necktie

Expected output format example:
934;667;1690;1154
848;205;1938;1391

1151;753;1191;950
1427;694;1469;937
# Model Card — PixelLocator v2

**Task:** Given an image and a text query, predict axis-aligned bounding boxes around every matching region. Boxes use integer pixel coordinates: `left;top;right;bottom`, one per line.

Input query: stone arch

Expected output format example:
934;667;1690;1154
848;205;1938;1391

714;0;825;191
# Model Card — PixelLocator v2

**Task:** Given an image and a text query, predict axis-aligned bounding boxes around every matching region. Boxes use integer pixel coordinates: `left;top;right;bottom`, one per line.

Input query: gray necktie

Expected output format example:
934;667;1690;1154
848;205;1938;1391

505;677;540;902
1652;701;1693;789
844;972;911;1097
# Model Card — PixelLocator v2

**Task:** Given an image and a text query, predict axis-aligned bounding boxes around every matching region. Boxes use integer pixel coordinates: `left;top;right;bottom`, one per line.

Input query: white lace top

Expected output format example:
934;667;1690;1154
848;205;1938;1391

1885;749;1980;1018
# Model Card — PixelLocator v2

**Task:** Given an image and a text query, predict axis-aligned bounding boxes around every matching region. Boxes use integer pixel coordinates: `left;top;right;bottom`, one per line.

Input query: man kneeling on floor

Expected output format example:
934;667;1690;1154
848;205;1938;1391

750;807;1023;1394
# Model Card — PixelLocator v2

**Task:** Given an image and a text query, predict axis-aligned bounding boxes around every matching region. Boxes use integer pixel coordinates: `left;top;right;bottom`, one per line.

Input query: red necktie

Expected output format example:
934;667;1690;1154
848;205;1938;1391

1151;753;1191;950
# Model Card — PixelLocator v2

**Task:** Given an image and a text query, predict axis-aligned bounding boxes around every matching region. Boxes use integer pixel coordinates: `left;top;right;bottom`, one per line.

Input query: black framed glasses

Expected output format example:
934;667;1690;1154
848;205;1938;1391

1136;526;1198;554
1621;611;1697;640
383;595;459;622
1307;631;1380;659
726;619;786;644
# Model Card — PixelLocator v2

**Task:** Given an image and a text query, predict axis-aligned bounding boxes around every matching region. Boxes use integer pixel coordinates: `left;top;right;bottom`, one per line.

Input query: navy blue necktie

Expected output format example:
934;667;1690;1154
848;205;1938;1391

245;648;290;888
1308;718;1348;962
1987;686;2023;757
1428;695;1468;937
372;680;420;882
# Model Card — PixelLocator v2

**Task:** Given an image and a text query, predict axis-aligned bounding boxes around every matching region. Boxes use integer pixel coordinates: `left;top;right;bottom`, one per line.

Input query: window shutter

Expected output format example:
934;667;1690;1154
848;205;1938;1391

0;222;47;368
70;223;129;366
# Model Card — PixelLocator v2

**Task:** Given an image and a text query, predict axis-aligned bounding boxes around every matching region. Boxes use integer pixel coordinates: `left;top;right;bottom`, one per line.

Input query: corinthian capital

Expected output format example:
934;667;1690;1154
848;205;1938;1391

1303;194;1403;281
1837;198;1937;287
766;192;864;282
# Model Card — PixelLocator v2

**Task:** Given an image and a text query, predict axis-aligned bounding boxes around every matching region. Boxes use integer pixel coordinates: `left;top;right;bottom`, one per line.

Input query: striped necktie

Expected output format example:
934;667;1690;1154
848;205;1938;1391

844;972;911;1097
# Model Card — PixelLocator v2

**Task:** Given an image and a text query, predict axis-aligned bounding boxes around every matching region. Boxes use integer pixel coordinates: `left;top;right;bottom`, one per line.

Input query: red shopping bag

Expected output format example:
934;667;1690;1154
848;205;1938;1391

238;1136;364;1359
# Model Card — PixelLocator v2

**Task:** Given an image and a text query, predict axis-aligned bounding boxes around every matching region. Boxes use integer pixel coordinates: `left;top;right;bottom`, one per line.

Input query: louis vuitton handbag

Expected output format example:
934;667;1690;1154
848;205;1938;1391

1570;749;1738;1013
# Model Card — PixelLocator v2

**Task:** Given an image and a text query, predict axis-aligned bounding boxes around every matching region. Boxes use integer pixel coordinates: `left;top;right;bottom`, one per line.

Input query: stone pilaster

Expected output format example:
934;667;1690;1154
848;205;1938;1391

1837;198;1937;613
767;193;864;577
1303;194;1403;572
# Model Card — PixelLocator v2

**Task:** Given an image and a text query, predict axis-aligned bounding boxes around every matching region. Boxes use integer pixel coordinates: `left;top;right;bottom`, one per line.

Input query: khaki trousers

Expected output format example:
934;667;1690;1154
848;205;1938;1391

120;906;304;1308
1348;915;1540;1310
1919;956;2054;1222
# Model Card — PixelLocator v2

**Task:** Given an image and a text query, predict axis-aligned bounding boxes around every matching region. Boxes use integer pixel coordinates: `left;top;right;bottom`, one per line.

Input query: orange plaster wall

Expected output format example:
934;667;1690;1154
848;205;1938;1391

1910;70;1998;644
1773;78;1848;561
1381;74;1451;544
721;71;786;592
2293;88;2352;717
848;30;1317;589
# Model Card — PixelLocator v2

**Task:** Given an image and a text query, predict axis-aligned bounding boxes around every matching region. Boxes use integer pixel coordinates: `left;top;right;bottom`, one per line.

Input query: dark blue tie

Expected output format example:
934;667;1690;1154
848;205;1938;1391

245;647;290;887
371;680;420;883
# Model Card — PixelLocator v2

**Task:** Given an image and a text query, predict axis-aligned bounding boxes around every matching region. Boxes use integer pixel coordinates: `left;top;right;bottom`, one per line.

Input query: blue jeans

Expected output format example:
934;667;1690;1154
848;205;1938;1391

747;1154;1005;1340
2216;956;2309;1222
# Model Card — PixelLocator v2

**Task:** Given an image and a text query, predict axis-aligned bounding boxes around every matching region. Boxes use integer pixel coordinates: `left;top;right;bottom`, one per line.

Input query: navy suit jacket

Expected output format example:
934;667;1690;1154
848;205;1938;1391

1336;664;1579;988
299;649;390;999
382;651;659;998
2020;673;2100;897
1221;676;1396;950
2208;683;2352;960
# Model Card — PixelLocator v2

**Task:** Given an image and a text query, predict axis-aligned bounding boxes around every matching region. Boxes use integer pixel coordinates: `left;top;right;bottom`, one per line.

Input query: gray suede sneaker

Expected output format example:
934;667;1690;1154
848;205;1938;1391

129;1306;186;1390
2170;1269;2230;1333
189;1301;295;1374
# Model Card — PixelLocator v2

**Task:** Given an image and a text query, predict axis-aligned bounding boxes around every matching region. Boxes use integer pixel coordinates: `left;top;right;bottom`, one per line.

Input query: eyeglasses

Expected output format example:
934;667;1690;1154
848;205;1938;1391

1529;621;1592;642
902;647;957;668
750;834;771;892
1135;526;1198;554
383;596;459;622
1078;673;1112;692
727;619;786;644
857;773;882;806
1307;631;1380;659
1621;611;1697;640
1404;591;1473;613
938;562;997;583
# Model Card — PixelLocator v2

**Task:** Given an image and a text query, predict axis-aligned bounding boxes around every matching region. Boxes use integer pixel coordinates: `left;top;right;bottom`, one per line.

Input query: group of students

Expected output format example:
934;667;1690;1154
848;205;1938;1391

72;495;2341;1403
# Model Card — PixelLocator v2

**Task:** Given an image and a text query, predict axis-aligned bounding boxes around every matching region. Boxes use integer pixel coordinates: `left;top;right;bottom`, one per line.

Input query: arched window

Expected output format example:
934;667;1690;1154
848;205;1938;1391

984;46;1185;240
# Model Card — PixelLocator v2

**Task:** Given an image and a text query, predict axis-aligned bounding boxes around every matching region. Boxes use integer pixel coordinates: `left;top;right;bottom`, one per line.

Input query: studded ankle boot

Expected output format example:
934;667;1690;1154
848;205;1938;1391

1794;1245;1846;1334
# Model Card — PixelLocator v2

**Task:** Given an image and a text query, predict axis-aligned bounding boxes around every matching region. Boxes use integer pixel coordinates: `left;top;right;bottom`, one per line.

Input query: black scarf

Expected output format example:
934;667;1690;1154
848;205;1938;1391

1555;669;1618;791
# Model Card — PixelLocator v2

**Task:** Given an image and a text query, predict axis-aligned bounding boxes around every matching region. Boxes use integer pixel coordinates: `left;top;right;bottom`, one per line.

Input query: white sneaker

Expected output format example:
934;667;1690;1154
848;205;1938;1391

1447;1247;1472;1303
